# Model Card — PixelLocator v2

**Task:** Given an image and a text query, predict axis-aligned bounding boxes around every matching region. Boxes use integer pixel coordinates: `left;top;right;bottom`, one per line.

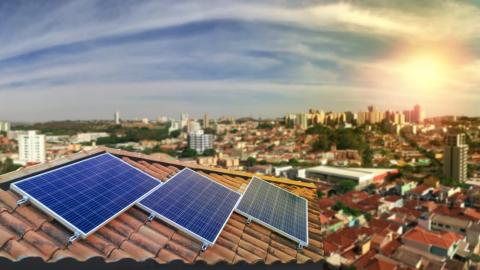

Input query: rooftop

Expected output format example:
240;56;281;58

0;147;324;265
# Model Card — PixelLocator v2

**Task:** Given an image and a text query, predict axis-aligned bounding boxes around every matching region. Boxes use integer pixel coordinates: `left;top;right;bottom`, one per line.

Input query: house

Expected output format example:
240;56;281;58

0;147;324;266
408;184;434;200
402;226;464;258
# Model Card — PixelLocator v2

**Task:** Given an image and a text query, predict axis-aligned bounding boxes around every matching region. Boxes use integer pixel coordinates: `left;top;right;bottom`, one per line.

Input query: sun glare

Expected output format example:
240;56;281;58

398;53;449;90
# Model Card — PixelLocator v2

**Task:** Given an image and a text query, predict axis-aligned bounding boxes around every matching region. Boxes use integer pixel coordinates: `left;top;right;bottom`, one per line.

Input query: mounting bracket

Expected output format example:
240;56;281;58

68;232;81;245
16;196;29;206
201;242;209;252
147;213;155;222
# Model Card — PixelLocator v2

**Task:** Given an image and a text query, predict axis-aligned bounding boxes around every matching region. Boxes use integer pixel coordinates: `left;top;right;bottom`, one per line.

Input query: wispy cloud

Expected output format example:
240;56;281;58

0;0;479;120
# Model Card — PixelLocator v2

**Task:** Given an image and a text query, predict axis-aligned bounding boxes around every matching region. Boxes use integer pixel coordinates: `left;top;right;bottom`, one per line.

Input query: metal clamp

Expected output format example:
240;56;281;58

246;217;252;224
297;244;304;250
201;243;209;252
147;213;155;222
68;232;80;245
16;196;29;206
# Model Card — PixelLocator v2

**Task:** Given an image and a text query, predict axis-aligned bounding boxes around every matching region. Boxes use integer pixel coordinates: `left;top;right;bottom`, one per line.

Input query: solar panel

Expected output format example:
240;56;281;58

138;168;241;249
11;153;161;239
236;177;308;247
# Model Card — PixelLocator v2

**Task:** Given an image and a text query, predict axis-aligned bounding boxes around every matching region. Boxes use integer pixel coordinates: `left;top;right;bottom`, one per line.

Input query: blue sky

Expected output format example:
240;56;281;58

1;1;479;121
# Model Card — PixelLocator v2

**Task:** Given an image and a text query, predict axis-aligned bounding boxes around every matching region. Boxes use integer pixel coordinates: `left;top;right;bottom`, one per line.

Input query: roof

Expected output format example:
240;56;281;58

0;147;324;264
402;226;463;249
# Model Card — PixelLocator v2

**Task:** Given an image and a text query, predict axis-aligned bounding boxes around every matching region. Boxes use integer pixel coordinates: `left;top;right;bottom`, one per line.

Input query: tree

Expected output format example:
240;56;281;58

202;149;216;157
362;147;373;167
170;130;181;138
288;158;300;167
204;127;216;135
334;180;358;194
0;158;21;175
180;148;198;158
317;191;325;199
246;157;257;167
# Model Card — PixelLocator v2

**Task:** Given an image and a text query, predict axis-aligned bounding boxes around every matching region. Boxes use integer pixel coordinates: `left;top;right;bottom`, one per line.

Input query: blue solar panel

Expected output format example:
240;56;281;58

11;153;161;238
138;168;241;247
236;177;308;247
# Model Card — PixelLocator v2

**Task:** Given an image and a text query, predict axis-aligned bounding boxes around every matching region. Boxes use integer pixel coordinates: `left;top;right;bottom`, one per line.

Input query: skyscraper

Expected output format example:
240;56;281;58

203;113;209;129
412;104;425;124
18;130;46;164
114;111;120;125
443;133;468;182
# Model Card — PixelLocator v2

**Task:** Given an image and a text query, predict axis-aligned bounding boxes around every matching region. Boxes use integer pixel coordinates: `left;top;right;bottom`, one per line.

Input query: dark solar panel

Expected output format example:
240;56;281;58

11;153;161;238
236;177;308;247
138;168;241;248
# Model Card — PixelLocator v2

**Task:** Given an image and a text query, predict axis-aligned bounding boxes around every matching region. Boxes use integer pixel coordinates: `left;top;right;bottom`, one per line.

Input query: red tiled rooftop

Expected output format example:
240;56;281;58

0;147;324;264
402;226;463;249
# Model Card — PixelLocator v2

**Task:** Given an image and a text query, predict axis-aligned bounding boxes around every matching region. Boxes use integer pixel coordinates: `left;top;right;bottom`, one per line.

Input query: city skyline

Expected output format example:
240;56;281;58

1;1;480;121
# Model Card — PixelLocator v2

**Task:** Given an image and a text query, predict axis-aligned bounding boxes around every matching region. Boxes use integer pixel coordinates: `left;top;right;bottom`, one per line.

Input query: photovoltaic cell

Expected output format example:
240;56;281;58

138;168;241;247
11;153;161;238
236;177;308;246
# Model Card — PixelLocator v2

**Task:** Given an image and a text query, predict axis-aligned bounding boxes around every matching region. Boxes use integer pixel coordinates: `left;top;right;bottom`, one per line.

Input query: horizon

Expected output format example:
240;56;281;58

1;1;480;121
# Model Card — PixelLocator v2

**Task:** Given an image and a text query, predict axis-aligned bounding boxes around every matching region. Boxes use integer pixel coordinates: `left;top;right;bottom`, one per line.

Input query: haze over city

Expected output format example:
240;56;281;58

1;0;480;121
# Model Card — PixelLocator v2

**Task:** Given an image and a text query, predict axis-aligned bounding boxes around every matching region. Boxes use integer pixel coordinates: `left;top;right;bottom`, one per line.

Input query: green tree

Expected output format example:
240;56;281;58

180;148;198;158
202;149;216;157
288;158;300;167
334;180;358;194
170;130;181;138
246;157;257;167
0;158;21;174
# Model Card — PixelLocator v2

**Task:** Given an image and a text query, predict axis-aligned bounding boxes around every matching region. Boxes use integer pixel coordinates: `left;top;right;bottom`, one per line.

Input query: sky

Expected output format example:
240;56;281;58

1;0;479;121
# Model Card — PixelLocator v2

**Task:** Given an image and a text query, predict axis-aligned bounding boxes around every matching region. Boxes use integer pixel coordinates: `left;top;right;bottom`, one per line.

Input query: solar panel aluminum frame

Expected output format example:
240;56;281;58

10;152;162;239
137;168;242;249
235;176;309;248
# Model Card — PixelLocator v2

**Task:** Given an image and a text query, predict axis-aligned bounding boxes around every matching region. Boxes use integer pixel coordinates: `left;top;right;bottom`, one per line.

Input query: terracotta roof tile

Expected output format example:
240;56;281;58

162;236;199;263
120;240;155;261
106;248;132;263
67;241;104;261
197;243;236;264
22;230;59;260
235;246;263;264
3;240;46;261
0;212;34;237
0;224;17;250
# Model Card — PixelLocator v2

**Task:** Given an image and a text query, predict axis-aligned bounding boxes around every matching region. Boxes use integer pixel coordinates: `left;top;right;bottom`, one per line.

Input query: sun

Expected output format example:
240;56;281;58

397;53;450;90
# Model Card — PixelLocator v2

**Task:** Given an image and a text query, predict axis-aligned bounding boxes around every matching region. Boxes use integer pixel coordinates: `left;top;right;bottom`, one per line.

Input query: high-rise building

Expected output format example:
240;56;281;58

181;113;189;129
296;113;308;129
188;130;214;154
187;121;202;134
203;113;209;129
412;104;425;124
0;121;10;132
18;130;46;164
114;111;120;125
443;133;468;182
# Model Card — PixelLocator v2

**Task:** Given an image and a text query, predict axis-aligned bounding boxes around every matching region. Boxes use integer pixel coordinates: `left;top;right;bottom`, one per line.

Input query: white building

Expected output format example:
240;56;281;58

18;131;46;164
298;166;398;188
169;120;181;134
0;121;10;132
114;111;120;125
187;121;202;134
72;132;110;144
181;113;189;129
188;130;214;154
